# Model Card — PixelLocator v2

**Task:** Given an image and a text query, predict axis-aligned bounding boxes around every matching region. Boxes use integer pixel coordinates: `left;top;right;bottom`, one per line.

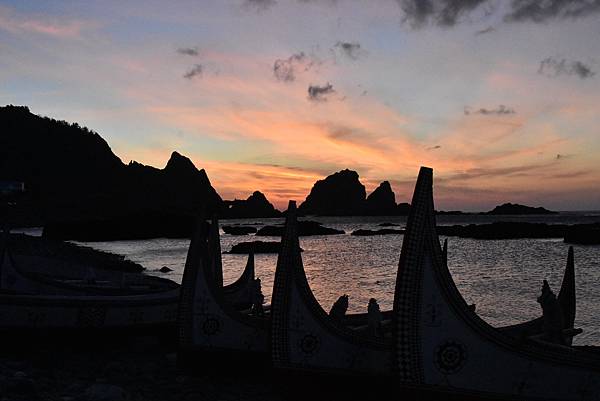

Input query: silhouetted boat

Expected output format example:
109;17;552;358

0;222;256;340
178;215;269;370
391;167;600;399
270;168;596;400
0;231;180;337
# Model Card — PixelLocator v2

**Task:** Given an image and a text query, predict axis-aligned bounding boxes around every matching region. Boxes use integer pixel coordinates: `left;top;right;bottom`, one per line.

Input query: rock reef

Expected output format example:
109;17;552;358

256;221;344;236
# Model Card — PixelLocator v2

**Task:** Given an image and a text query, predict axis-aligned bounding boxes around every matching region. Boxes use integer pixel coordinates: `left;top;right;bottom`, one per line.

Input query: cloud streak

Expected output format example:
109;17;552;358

177;47;199;56
399;0;600;27
464;105;516;116
0;5;89;38
538;57;596;79
273;52;318;82
243;0;277;11
398;0;488;28
308;82;335;101
183;64;203;79
505;0;600;23
333;41;365;60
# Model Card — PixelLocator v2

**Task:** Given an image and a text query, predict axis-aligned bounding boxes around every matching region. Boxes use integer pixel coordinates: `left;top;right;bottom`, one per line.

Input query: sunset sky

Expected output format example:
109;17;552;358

1;0;599;211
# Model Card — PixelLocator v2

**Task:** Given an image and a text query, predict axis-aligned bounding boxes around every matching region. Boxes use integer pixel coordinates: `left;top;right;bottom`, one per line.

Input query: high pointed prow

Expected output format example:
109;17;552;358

558;246;576;331
178;212;209;348
208;214;223;288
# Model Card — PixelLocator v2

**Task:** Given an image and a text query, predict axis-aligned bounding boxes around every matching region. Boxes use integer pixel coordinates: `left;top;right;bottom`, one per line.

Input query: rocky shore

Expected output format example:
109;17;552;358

8;233;145;273
0;338;283;401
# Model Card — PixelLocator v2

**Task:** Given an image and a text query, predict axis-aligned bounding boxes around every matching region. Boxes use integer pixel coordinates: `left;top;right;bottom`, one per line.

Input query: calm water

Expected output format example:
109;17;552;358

78;213;600;345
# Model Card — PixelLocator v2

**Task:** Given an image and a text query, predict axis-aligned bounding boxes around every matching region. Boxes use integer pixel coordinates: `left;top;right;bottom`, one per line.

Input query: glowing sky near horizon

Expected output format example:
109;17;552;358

1;0;599;211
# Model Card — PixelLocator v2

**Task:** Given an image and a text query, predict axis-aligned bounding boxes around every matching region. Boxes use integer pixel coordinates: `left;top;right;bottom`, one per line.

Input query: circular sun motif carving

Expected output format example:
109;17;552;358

201;315;221;336
435;340;467;374
299;334;320;355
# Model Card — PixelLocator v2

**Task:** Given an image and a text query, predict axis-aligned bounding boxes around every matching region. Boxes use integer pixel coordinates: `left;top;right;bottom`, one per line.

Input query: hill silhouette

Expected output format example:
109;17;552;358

0;106;285;237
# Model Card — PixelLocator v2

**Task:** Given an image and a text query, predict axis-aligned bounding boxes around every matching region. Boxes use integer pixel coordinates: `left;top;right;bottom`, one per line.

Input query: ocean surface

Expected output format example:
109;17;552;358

75;212;600;345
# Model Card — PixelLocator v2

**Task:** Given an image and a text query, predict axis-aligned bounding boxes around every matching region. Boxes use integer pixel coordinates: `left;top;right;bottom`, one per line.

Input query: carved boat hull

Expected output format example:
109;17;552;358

271;201;393;376
0;233;179;338
0;290;179;332
178;216;269;369
393;167;600;400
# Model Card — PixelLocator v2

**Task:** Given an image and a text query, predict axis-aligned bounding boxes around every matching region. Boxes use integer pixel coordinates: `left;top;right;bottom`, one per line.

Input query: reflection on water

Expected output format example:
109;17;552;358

82;214;600;345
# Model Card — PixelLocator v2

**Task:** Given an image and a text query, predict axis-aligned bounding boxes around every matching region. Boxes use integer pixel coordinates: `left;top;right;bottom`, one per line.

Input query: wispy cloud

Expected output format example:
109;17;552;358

243;0;277;11
183;64;203;79
475;26;494;35
308;82;335;101
398;0;600;28
538;57;596;79
464;105;516;116
332;41;365;60
273;52;319;82
0;6;90;38
505;0;600;23
177;47;199;56
398;0;488;28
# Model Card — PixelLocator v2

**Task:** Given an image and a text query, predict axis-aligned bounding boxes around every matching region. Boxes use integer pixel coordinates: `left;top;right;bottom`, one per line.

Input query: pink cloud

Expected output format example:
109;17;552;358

0;6;90;38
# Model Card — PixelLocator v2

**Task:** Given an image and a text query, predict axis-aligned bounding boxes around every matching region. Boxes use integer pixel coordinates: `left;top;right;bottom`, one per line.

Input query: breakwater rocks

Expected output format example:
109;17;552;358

256;221;344;236
437;222;600;244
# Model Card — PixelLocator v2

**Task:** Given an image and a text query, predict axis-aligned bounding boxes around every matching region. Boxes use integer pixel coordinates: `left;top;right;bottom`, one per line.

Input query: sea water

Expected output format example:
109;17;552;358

78;213;600;345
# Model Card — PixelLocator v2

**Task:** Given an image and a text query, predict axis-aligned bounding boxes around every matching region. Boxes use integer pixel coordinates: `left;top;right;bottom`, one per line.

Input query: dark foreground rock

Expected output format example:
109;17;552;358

222;225;257;235
351;228;405;236
159;266;173;273
226;241;303;254
256;221;344;236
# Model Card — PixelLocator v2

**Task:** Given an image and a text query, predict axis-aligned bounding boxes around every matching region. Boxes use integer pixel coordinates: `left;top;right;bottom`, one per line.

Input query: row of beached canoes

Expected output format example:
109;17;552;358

1;167;599;400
